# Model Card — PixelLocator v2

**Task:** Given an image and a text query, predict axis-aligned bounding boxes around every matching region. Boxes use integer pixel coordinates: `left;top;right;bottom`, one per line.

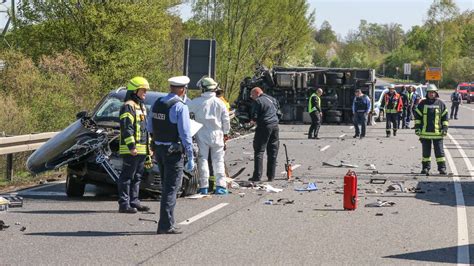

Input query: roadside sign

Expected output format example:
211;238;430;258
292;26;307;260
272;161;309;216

425;67;442;81
403;63;411;75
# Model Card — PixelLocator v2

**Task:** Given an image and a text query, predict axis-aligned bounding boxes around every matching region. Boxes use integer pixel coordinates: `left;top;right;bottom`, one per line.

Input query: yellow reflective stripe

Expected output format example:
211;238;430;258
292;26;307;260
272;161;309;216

415;109;423;117
436;157;446;162
420;135;443;139
119;145;147;154
124;136;135;145
386;109;399;113
415;120;421;124
422;157;431;162
422;132;442;135
120;112;134;122
434;108;440;134
422;105;428;134
441;109;448;116
443;121;449;126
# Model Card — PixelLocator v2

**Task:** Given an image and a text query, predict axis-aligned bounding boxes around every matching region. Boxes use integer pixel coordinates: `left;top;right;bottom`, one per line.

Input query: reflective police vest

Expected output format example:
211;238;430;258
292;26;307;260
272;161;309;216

308;93;321;113
407;92;415;105
119;100;149;155
414;99;449;139
151;97;181;143
384;92;402;113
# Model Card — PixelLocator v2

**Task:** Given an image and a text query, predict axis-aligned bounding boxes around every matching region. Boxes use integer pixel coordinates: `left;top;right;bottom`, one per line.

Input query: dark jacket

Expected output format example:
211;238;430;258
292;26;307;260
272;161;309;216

414;98;448;139
251;93;280;127
119;96;150;155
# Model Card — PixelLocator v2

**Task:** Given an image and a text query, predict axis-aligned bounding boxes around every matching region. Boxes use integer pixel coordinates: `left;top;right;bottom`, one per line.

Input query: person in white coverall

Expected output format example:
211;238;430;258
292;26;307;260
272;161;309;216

188;77;230;195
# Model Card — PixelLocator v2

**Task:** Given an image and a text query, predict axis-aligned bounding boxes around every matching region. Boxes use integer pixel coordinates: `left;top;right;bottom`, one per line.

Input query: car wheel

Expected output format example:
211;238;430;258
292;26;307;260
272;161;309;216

66;173;86;197
181;167;199;196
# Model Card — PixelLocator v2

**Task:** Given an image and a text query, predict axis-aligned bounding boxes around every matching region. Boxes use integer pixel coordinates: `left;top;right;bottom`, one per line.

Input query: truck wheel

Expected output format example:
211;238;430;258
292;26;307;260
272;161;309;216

326;110;343;117
325;115;342;123
66;173;85;197
181;167;199;196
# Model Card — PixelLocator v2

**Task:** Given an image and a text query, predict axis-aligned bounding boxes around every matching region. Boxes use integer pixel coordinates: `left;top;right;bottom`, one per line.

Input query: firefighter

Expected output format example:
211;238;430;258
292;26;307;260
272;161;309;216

380;84;402;137
148;76;194;234
307;88;323;139
414;84;448;175
450;87;462;120
249;87;280;182
188;77;230;195
352;89;371;139
399;86;409;129
215;87;231;111
118;76;152;214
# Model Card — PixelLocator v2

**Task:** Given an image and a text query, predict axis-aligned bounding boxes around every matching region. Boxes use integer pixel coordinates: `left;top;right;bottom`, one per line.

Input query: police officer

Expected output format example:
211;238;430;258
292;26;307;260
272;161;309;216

307;88;323;139
450;87;462;120
118;77;152;214
148;76;194;234
405;86;417;128
248;87;280;182
414;84;448;175
352;89;371;139
188;77;230;195
380;84;402;137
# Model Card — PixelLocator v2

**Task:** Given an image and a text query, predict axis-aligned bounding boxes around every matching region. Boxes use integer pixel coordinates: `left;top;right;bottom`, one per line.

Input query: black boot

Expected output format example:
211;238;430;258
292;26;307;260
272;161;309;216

386;131;390;138
438;162;447;175
393;130;397;136
314;126;320;139
421;162;430;176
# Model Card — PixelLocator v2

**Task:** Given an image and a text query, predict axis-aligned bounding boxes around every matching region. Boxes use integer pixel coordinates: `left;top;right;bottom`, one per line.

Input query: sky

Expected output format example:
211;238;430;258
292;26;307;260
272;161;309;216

0;0;472;38
175;0;472;38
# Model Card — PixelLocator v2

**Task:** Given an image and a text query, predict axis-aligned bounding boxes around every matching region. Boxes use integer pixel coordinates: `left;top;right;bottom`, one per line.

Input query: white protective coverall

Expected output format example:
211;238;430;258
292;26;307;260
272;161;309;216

188;91;230;188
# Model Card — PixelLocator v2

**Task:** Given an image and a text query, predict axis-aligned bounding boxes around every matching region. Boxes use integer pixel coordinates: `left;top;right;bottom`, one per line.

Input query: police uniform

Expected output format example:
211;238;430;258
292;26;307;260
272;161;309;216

381;90;402;137
118;77;152;213
352;93;371;138
414;87;448;175
450;91;462;119
406;89;416;128
399;88;409;129
249;93;280;182
307;91;322;139
148;76;193;234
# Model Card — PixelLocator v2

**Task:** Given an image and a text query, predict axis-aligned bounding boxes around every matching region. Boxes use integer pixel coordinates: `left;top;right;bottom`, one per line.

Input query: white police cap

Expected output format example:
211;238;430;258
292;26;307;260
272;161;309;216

168;76;190;87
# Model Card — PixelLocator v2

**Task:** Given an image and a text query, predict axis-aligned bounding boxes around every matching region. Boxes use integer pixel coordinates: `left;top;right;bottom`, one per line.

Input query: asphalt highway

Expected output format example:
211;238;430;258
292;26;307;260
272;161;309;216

1;91;473;265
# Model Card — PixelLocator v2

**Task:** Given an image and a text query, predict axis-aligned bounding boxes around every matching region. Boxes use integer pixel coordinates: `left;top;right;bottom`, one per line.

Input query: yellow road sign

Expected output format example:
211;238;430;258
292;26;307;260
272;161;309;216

425;67;442;80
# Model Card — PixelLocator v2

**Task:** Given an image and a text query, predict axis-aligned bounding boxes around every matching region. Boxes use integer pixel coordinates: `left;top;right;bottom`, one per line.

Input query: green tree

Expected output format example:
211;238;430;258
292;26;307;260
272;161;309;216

315;21;337;44
7;1;183;91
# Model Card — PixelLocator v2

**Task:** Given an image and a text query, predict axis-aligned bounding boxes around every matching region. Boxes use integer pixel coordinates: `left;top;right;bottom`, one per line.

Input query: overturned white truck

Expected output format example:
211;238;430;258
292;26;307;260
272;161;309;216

234;66;376;124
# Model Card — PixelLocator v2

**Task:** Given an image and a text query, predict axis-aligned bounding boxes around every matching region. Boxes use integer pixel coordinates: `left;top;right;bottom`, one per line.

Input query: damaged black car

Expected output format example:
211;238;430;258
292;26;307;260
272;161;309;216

26;88;199;198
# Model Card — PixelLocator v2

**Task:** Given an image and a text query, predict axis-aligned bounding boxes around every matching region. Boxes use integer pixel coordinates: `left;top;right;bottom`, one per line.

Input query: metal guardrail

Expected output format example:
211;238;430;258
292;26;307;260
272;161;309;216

0;132;59;181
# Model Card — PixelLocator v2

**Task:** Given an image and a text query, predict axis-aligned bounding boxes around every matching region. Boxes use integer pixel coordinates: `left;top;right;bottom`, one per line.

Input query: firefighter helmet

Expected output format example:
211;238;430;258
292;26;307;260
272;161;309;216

127;77;150;91
197;77;218;92
426;84;438;92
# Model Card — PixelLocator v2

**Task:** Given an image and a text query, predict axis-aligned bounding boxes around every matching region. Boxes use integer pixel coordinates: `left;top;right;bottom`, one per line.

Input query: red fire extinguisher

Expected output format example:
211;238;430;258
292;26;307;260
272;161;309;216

343;170;358;210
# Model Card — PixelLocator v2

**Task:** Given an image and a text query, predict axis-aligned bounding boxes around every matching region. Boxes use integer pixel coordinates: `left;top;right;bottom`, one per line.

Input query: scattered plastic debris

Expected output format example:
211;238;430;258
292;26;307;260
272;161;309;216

277;198;295;205
375;213;384;216
264;200;273;205
322;161;359;168
185;194;212;199
294;182;318;192
262;184;283;193
369;178;386;184
238;192;245;197
20;226;26;232
0;195;23;208
139;218;158;224
365;200;396;207
367;164;376;170
386;183;406;193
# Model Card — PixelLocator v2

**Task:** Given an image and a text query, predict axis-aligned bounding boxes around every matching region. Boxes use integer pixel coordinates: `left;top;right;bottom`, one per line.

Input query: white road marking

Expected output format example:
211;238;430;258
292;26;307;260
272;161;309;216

349;126;354;129
280;164;301;174
338;134;346;138
445;145;470;265
461;105;474;111
448;133;474;177
179;203;229;225
320;145;330;152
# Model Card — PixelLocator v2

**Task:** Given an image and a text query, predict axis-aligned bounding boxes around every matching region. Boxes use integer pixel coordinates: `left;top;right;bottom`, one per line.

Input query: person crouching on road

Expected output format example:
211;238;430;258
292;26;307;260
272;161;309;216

188;77;230;195
249;87;280;182
307;88;323;139
380;84;402;137
414;84;448;176
352;89;371;139
147;76;195;234
118;77;152;214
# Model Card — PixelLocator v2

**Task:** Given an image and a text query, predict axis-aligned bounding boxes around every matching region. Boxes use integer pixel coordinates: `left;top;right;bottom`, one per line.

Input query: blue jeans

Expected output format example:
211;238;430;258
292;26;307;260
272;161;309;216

353;112;367;137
